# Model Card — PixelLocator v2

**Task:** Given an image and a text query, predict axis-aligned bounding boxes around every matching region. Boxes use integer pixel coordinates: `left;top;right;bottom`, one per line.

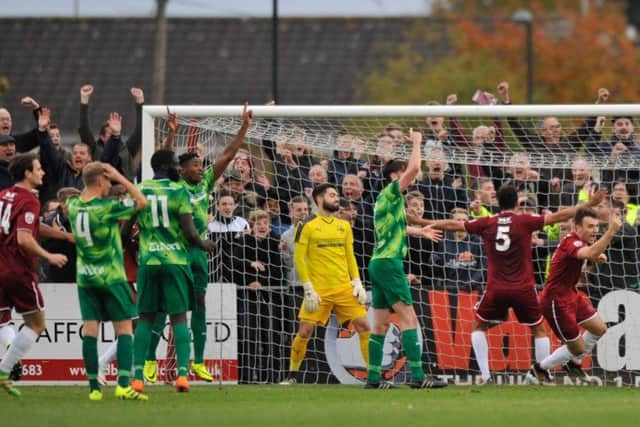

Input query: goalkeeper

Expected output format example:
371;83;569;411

282;183;370;384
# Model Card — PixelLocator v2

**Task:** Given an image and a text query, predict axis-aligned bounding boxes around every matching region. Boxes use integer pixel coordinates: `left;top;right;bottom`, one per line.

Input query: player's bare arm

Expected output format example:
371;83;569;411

544;188;607;225
101;163;147;211
212;103;253;180
577;213;622;262
17;230;67;268
398;128;421;192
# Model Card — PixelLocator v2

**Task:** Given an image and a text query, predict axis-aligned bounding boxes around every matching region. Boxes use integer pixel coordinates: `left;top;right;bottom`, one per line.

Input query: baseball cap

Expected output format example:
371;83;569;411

0;135;16;145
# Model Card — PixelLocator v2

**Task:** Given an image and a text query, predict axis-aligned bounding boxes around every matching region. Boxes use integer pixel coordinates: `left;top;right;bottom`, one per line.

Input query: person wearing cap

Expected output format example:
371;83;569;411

0;135;17;190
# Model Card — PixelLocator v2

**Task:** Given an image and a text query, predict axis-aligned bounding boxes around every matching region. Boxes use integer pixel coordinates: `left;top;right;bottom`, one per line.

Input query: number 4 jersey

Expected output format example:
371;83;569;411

464;212;545;289
0;185;40;275
67;196;137;287
136;178;193;266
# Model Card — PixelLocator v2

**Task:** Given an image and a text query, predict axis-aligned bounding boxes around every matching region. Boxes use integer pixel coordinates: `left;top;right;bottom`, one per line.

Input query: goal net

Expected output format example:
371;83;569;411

142;105;640;386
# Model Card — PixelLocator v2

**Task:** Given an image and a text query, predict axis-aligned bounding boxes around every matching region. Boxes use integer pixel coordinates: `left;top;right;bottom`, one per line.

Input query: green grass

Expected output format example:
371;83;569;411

0;385;639;427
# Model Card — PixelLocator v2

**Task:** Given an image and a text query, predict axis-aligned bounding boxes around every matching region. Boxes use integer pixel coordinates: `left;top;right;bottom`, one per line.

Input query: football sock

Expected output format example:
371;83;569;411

358;330;371;366
172;322;191;377
540;345;573;370
472;331;491;381
288;335;309;372
116;334;133;388
146;314;166;361
191;305;206;364
82;336;99;391
573;331;600;362
367;333;385;383
98;340;118;369
133;319;153;380
0;325;16;348
0;326;38;374
534;337;551;362
401;328;424;380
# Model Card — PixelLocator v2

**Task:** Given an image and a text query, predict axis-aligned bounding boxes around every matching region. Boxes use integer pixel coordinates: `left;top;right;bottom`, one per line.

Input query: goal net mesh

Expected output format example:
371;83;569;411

152;109;640;386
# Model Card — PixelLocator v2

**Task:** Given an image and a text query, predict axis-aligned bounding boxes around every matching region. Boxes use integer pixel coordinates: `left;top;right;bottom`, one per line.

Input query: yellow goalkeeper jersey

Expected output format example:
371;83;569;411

293;213;359;293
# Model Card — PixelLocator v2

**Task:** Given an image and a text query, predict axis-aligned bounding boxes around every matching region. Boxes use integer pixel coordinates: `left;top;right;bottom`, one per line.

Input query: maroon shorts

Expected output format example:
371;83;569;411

0;271;45;315
0;310;10;326
475;285;543;326
541;291;597;343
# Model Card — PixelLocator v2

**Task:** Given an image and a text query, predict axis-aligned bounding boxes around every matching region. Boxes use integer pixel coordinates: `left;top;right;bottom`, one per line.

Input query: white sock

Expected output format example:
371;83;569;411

471;331;490;381
0;327;38;374
573;332;600;362
99;340;118;369
0;325;16;349
539;345;573;370
534;337;550;362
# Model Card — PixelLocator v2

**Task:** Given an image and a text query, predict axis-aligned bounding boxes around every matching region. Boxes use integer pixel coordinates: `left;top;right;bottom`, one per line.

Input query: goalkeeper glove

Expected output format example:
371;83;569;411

302;282;321;313
351;279;367;305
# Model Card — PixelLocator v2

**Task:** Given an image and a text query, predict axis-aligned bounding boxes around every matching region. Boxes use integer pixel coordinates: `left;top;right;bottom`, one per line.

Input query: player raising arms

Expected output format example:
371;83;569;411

430;185;605;384
130;150;215;393
531;207;621;383
67;162;148;400
0;153;68;396
281;183;370;384
366;129;446;389
144;104;253;383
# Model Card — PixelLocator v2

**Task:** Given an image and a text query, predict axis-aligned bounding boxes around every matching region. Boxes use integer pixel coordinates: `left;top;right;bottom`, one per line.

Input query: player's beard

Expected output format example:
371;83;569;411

323;200;339;212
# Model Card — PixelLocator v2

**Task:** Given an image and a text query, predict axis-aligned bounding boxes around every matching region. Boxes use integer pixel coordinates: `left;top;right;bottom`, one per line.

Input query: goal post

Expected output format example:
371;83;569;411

141;104;640;386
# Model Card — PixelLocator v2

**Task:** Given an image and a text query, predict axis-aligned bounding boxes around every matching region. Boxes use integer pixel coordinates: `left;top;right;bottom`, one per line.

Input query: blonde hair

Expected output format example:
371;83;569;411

81;162;105;187
248;209;270;228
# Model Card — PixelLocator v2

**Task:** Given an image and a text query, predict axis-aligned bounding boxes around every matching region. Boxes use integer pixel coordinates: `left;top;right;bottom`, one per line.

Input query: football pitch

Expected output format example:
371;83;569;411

1;385;639;427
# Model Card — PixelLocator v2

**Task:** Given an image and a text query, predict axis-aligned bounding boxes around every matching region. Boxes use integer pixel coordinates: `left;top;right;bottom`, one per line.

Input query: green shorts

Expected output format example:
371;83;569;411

137;264;194;315
368;258;413;310
189;247;209;296
77;282;137;322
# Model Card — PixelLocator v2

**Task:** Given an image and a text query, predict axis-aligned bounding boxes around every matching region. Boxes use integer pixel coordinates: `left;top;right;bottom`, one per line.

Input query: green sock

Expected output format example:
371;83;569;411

367;334;386;384
133;319;153;380
172;321;191;377
146;313;166;361
116;334;133;387
191;306;206;364
82;336;99;391
401;328;424;380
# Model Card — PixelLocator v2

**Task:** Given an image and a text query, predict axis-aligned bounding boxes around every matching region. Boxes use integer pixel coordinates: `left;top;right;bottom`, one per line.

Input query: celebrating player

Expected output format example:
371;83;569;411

366;129;446;389
281;183;370;384
142;103;253;383
530;207;621;383
0;153;68;396
130;150;214;393
430;185;606;384
67;162;148;400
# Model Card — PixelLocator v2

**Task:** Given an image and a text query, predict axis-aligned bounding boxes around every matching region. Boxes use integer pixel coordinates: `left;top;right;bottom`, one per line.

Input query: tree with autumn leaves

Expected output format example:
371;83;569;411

360;0;640;104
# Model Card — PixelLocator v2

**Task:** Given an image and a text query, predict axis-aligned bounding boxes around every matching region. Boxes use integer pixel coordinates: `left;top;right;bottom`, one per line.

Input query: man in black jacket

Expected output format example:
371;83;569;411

78;85;143;181
0;135;16;190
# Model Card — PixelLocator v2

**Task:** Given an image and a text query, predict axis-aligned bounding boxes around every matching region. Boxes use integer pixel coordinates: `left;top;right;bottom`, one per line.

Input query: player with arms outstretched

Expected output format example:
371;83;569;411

282;183;370;384
530;207;621;383
143;104;253;383
130;150;214;393
366;129;446;389
0;153;68;396
67;162;148;400
431;185;605;384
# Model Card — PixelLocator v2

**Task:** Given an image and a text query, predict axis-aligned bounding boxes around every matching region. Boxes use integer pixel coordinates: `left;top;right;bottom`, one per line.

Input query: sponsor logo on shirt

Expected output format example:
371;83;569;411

78;265;105;276
149;241;182;252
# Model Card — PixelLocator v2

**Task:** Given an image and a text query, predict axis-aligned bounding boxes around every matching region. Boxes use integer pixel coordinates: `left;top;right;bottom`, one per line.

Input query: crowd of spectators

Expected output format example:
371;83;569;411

2;81;640;382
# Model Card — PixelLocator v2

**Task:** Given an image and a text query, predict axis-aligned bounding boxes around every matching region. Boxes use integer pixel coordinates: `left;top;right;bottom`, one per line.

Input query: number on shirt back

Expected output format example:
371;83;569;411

0;201;12;235
76;212;94;246
495;225;511;252
148;195;170;228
